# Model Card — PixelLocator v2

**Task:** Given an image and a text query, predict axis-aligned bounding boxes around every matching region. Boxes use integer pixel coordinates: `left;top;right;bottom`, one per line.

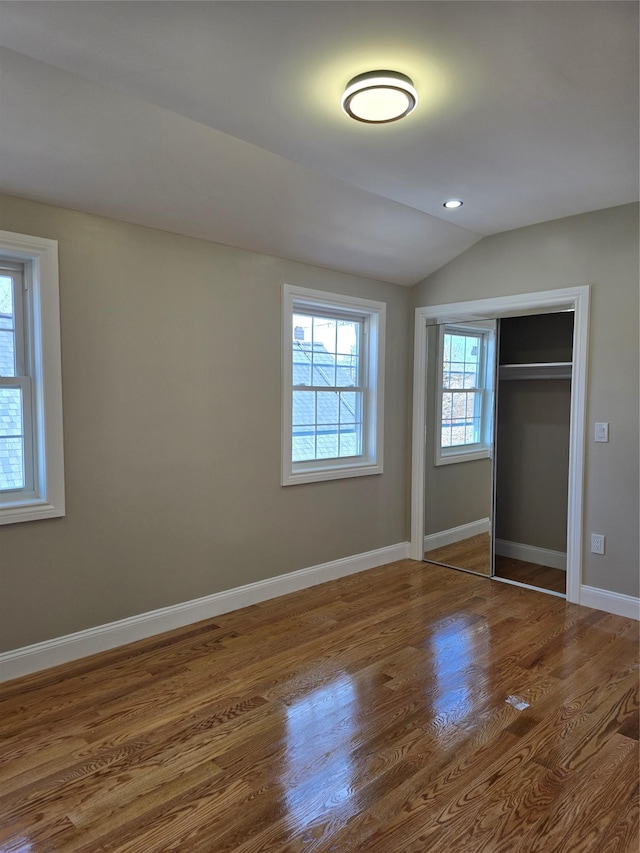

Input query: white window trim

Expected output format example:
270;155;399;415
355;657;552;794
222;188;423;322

0;230;65;524
434;320;496;466
282;284;385;486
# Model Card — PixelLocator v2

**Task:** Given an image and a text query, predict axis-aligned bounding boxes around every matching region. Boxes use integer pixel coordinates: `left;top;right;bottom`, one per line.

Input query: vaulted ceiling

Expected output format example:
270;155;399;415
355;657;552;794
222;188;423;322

0;1;637;285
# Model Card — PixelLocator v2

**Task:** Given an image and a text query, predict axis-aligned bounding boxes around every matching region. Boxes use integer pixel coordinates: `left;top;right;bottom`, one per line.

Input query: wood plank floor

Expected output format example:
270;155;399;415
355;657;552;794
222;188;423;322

424;535;566;594
495;555;567;595
0;560;638;852
424;532;491;575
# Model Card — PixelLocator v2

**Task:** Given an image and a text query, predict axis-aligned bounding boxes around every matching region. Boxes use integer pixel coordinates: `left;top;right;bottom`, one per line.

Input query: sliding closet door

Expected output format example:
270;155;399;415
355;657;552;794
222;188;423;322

423;320;496;576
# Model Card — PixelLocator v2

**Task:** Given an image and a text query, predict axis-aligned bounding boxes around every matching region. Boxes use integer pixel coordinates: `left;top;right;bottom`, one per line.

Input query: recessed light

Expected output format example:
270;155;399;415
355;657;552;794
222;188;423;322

342;70;417;124
443;199;463;209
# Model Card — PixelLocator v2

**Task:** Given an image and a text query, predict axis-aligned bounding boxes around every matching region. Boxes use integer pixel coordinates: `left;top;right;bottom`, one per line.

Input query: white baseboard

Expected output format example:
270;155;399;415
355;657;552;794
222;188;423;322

0;542;411;683
495;539;567;571
580;585;640;621
423;518;490;553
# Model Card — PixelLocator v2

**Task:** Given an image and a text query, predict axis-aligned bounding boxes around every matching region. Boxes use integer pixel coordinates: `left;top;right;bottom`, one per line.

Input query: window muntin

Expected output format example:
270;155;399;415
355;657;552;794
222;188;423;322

282;286;385;485
436;322;495;465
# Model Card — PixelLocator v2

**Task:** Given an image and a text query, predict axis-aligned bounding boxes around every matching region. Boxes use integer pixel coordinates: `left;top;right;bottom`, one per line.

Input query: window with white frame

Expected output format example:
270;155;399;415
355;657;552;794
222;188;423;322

282;285;385;485
435;321;495;465
0;231;65;523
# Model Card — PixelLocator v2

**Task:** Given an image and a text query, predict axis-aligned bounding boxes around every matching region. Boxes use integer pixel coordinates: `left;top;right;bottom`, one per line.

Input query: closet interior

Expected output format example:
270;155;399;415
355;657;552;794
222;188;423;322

494;312;574;595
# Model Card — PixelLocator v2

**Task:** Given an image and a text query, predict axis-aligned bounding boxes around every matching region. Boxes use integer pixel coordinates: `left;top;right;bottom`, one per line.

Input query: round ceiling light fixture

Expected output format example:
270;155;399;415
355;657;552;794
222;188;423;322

443;199;463;209
342;70;418;124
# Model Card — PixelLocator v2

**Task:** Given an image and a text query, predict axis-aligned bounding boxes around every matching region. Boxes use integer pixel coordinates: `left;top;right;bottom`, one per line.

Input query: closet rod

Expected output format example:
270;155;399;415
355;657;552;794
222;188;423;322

499;362;572;381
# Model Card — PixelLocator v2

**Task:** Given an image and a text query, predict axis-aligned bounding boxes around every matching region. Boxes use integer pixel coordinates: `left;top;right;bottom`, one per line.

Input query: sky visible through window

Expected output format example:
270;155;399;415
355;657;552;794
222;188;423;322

293;313;357;357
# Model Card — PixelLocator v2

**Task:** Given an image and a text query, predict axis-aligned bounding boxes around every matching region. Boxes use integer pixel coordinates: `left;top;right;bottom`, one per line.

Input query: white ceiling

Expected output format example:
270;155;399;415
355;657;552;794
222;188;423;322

0;1;637;286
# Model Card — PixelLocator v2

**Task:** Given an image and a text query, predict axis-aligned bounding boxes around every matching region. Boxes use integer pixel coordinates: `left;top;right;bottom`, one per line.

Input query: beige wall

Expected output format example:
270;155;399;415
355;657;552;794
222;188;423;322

2;197;637;653
0;195;412;651
413;203;640;598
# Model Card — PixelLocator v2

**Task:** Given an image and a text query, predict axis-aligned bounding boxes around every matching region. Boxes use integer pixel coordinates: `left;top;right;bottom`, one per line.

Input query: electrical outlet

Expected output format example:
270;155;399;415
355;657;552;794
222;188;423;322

591;534;605;555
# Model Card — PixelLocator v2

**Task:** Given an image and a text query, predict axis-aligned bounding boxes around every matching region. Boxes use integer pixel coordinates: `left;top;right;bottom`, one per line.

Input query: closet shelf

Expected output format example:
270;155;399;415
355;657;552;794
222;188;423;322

499;361;573;381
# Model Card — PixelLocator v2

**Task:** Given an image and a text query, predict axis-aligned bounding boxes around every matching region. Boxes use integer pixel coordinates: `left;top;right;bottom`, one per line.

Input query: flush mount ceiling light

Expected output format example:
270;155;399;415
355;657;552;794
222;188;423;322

443;199;463;209
342;70;418;123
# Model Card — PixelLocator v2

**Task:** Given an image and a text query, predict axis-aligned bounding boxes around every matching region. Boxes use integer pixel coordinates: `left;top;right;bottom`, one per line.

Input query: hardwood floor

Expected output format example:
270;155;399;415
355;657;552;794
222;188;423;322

495;555;567;595
0;560;638;852
424;532;491;575
424;535;566;594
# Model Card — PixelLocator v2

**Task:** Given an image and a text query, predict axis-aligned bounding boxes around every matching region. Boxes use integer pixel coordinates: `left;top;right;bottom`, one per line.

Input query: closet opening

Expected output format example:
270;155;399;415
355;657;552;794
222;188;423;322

493;312;574;597
410;287;590;605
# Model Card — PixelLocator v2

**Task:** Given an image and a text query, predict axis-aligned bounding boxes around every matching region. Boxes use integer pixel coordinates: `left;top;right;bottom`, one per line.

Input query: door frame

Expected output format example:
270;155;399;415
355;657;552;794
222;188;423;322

410;286;590;604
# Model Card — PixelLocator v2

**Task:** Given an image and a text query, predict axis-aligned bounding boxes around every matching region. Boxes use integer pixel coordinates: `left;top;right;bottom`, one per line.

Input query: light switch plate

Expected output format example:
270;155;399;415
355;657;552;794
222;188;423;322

595;422;609;442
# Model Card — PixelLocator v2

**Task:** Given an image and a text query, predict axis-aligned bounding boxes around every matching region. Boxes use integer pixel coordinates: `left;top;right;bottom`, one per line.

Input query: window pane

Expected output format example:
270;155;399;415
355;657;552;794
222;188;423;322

316;430;339;459
336;354;358;387
450;421;468;446
292;388;315;462
463;344;479;388
0;276;15;377
292;390;315;428
0;386;25;490
292;435;315;463
465;335;479;364
0;437;24;490
448;334;465;363
292;389;363;462
0;330;16;377
293;312;360;390
316;391;339;425
0;387;23;435
0;438;24;490
443;332;481;391
0;276;13;316
292;314;315;387
444;362;465;389
339;391;362;457
339;392;357;425
292;343;312;386
441;391;453;427
312;350;336;387
443;333;462;389
442;390;481;447
443;332;451;363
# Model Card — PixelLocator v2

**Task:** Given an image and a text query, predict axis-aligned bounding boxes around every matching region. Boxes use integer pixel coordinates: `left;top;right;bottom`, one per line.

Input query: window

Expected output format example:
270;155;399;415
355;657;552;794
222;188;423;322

1;263;33;495
0;231;64;524
282;285;385;485
435;321;495;465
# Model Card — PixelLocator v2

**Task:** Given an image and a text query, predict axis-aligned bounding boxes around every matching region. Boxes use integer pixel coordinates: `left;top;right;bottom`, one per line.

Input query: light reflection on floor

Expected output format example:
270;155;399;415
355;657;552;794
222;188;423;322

429;615;487;724
0;841;33;853
284;673;357;831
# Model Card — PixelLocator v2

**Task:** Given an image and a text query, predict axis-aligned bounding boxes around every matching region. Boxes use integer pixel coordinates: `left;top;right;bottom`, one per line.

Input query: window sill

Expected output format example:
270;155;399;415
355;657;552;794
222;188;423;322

0;498;65;525
282;459;383;486
435;447;491;467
